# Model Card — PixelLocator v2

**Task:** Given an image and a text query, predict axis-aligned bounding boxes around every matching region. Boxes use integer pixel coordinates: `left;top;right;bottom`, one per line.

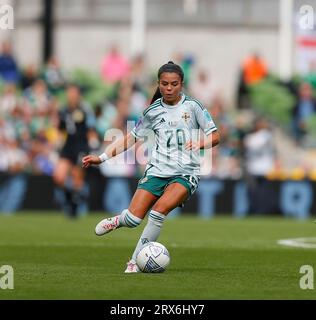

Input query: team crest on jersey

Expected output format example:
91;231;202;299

182;112;191;122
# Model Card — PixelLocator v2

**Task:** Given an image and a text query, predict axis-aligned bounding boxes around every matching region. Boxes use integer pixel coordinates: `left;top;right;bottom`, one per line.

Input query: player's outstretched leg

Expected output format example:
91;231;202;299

95;209;142;236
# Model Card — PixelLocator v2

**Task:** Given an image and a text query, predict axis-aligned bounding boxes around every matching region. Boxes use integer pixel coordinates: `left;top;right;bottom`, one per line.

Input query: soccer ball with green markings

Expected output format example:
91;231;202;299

136;242;170;273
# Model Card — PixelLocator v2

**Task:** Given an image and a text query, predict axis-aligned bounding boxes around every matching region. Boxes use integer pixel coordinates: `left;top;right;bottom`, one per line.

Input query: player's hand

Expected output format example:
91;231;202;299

185;140;201;151
82;155;102;168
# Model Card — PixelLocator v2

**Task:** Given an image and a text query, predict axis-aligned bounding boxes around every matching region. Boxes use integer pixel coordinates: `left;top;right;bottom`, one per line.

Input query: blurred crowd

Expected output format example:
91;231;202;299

237;52;316;145
1;41;316;181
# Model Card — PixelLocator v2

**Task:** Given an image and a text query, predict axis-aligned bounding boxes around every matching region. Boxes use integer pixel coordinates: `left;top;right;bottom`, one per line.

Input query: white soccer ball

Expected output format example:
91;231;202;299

136;241;170;273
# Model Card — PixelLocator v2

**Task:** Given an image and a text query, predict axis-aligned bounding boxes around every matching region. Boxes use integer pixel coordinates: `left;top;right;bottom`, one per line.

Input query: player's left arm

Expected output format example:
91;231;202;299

185;130;220;151
201;130;220;148
185;102;220;151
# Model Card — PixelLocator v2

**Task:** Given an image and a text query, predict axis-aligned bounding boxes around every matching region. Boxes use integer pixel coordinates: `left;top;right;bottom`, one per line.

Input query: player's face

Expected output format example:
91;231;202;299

158;72;183;105
67;86;81;108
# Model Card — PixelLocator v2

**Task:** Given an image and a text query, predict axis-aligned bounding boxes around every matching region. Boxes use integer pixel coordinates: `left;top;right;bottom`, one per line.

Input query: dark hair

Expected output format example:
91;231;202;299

158;61;184;81
150;61;184;104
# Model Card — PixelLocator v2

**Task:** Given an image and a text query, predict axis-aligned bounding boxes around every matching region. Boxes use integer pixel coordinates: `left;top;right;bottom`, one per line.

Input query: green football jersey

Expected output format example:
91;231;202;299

131;94;217;177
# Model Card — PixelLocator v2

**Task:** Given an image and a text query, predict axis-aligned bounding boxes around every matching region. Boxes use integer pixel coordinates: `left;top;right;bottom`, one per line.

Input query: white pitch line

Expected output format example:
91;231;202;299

277;237;316;249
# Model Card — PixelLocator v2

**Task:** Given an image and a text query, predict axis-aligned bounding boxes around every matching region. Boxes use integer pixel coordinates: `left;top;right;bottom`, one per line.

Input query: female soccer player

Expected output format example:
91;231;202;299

82;61;220;273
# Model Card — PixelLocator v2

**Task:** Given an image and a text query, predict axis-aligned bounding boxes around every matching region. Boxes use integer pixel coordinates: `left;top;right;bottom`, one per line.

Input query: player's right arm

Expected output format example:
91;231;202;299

82;132;136;168
82;112;151;168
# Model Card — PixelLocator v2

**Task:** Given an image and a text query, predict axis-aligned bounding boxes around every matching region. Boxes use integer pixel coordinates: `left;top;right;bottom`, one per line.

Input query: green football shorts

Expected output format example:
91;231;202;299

137;174;200;202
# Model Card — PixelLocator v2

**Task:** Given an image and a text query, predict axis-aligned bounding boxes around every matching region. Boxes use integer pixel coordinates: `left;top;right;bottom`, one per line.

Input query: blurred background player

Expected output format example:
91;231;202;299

82;61;220;272
243;117;276;214
53;84;96;218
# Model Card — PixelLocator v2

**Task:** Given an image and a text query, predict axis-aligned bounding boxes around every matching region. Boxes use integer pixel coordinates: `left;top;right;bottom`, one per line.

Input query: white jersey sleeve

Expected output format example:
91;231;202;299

131;114;152;139
194;103;217;136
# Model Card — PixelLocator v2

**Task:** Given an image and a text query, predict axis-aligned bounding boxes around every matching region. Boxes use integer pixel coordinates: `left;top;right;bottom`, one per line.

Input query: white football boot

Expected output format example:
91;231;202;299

95;216;120;236
124;260;140;273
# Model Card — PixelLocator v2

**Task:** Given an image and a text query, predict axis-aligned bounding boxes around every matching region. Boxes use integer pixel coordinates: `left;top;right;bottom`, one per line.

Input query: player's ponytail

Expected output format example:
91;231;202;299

150;87;162;104
150;61;184;104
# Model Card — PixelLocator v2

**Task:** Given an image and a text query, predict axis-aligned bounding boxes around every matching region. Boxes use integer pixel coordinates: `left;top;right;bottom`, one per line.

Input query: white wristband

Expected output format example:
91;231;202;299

98;153;109;163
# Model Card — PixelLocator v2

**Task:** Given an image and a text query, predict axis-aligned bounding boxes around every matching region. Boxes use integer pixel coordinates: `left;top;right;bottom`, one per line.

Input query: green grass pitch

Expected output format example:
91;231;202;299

0;212;316;299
